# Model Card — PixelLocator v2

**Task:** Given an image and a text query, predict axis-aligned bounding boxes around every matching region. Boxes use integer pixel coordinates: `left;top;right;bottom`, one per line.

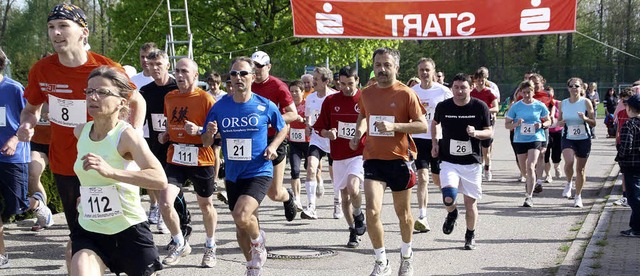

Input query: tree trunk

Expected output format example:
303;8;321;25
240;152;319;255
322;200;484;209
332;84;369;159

0;0;14;43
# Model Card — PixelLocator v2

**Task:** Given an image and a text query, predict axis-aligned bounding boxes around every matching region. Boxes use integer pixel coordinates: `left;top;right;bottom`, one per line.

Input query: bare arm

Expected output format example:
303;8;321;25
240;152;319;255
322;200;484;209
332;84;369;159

17;102;43;142
375;115;428;134
431;119;440;157
202;121;217;147
349;113;367;150
264;124;289;159
281;103;298;124
489;99;499;114
128;90;146;129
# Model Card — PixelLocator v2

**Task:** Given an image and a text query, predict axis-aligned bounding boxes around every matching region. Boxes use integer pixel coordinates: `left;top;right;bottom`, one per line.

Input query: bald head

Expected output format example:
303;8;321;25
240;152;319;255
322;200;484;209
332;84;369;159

301;73;313;92
175;58;199;93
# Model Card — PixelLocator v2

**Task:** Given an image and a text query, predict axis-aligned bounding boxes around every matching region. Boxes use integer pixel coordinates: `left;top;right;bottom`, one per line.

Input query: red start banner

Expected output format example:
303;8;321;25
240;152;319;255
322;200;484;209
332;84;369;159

290;0;577;39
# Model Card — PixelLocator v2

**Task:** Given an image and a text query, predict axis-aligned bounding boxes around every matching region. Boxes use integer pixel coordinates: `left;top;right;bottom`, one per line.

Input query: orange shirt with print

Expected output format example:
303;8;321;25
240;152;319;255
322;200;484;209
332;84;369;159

164;87;216;166
358;81;425;161
24;52;127;175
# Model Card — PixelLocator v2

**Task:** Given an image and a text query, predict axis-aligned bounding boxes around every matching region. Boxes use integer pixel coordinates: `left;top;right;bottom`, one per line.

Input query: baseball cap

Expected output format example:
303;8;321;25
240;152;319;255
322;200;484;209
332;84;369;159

251;51;270;66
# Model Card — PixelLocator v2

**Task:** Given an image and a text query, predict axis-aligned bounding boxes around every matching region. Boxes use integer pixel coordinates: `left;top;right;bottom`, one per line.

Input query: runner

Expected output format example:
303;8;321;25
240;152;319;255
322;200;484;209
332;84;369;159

157;58;218;267
287;80;308;211
17;3;145;270
301;73;314;99
616;93;640;238
350;47;427;276
543;86;563;183
0;48;31;268
202;56;287;275
70;66;165;276
612;88;634;207
410;57;452;233
301;67;338;220
431;73;492;250
314;65;367;248
505;80;550;207
250;50;298;221
130;42;157;88
470;68;499;181
28;100;55;232
558;77;596;208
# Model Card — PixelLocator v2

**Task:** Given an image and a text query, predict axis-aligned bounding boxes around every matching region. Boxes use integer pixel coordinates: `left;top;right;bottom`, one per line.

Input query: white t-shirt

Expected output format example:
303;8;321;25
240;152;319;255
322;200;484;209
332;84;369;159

209;90;228;102
487;80;501;103
412;82;452;139
130;72;154;89
305;89;338;152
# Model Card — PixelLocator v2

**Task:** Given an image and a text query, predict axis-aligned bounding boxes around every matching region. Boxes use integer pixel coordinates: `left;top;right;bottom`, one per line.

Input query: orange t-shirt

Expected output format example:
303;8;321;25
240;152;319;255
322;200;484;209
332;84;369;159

358;81;425;161
24;52;126;175
32;124;51;145
164;88;216;166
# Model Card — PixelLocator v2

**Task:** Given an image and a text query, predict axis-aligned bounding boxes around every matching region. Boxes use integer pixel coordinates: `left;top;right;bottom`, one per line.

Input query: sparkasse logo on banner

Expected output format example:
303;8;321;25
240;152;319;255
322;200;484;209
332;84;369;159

290;0;577;39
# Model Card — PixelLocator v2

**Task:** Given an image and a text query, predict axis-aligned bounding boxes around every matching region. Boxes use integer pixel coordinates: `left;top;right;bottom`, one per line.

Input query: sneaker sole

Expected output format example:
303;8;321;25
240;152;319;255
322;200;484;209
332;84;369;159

414;222;431;233
217;192;228;205
300;212;318;220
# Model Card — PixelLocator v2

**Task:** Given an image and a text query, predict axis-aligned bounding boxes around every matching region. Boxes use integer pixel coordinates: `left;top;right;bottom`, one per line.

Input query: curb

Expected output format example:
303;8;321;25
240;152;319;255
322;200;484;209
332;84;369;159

555;163;619;276
576;172;623;275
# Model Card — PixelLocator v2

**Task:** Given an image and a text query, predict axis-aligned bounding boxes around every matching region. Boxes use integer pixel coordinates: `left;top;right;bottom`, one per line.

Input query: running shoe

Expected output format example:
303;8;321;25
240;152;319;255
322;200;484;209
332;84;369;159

301;206;318;220
485;169;493;181
544;174;553;183
250;230;267;268
283;188;297;221
217;191;228;205
620;229;640;238
518;176;526;183
0;254;8;269
246;265;262;276
523;197;533;208
464;232;476;250
316;181;325;198
148;205;159;224
201;246;217;268
354;212;367;235
613;197;628;207
333;198;343;219
347;227;360;248
369;259;391;276
414;216;431;233
32;202;54;231
398;253;414;276
442;209;458;235
534;179;543;193
562;182;573;198
163;242;191;265
574;195;583;208
294;199;303;212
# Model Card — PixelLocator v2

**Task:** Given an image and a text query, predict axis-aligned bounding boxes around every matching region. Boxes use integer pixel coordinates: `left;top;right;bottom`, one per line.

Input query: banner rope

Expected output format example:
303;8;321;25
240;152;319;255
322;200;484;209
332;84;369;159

117;0;165;64
575;31;640;61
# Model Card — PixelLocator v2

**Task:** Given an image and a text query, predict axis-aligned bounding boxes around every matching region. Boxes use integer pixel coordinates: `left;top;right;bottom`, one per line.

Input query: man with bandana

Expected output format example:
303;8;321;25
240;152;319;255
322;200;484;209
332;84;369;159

17;3;146;271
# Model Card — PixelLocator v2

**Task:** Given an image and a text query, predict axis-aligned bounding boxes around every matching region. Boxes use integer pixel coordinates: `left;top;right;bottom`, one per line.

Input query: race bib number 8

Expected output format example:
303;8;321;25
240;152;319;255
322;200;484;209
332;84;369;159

227;139;252;161
0;106;6;127
49;94;87;127
172;144;199;166
289;128;306;142
368;115;395;137
80;186;123;220
338;121;356;139
449;139;472;156
567;125;586;138
520;123;535;135
151;113;167;132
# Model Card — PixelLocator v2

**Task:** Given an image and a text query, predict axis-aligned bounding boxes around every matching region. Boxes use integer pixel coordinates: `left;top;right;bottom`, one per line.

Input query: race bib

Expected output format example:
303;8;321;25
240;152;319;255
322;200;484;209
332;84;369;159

289;128;306;142
48;94;86;127
308;110;320;126
520;123;535;135
171;144;199;166
368;115;395;137
151;113;167;132
426;106;435;122
80;185;123;220
567;125;586;138
142;120;149;138
0;106;5;127
337;121;356;139
449;139;472;156
227;139;252;161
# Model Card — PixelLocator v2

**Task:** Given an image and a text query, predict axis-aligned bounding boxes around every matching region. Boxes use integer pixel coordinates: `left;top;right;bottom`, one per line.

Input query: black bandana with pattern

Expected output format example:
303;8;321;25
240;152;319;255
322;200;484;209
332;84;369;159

47;3;87;28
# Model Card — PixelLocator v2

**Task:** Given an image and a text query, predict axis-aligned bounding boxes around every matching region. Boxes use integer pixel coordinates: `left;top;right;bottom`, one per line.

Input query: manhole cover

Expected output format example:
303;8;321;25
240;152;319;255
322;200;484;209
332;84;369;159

267;246;338;259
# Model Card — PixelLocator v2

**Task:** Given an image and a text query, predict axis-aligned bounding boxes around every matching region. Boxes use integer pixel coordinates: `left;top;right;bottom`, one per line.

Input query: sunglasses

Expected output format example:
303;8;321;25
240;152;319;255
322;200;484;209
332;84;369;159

229;70;253;77
84;88;121;98
568;84;581;88
254;62;266;69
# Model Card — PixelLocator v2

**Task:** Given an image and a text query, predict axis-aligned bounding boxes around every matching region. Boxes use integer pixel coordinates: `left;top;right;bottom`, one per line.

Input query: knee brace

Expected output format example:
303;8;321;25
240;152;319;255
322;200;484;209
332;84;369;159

441;187;458;206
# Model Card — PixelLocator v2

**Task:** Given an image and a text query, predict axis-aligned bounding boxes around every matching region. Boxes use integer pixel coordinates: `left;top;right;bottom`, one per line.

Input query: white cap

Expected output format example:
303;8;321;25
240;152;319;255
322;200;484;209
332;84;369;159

123;65;137;77
251;51;270;66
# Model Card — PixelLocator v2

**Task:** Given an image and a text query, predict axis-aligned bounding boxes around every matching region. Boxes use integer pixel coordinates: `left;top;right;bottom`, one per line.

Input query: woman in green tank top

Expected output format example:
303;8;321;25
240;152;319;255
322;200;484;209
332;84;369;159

70;66;167;276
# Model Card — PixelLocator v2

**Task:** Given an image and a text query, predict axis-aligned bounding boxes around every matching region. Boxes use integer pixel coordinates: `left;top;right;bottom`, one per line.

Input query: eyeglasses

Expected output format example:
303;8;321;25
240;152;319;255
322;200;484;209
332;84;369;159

84;88;121;98
254;62;266;69
229;70;252;77
568;84;581;88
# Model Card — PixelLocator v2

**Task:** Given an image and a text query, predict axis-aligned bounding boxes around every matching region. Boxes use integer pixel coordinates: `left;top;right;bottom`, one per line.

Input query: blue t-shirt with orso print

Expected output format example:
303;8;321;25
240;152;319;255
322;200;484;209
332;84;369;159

204;93;285;182
506;99;549;143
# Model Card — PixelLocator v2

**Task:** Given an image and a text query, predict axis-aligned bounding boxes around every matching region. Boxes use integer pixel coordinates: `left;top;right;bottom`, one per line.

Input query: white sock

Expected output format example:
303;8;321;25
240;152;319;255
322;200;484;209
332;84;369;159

205;236;215;248
306;181;317;207
251;232;264;244
374;247;387;263
401;242;413;258
172;234;184;246
419;208;427;218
